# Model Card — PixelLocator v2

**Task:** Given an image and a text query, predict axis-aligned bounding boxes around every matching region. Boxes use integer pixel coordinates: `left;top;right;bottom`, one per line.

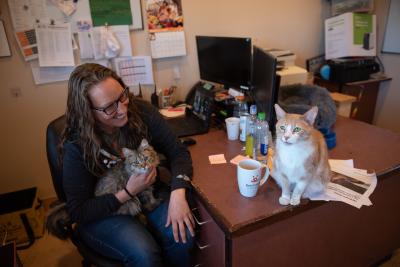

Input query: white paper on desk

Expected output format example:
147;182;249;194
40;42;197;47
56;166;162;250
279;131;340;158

112;56;154;86
30;60;74;85
159;105;186;118
230;155;249;165
209;154;227;164
91;25;132;60
329;164;376;206
308;159;377;208
36;22;75;67
329;159;354;169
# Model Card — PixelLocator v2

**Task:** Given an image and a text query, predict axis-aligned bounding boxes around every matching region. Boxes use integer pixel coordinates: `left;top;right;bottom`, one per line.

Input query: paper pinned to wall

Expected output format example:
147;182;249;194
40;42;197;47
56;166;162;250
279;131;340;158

0;21;12;57
36;22;75;67
91;25;132;60
113;56;154;86
30;60;74;85
149;30;186;59
7;0;48;31
146;0;186;59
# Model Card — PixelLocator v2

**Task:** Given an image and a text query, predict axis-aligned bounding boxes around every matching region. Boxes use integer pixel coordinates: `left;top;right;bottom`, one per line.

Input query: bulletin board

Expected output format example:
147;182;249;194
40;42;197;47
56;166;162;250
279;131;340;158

382;0;400;54
46;0;143;32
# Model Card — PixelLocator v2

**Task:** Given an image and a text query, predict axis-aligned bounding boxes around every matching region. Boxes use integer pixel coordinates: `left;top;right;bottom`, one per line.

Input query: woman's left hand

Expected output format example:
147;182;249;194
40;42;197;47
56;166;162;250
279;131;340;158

166;188;195;243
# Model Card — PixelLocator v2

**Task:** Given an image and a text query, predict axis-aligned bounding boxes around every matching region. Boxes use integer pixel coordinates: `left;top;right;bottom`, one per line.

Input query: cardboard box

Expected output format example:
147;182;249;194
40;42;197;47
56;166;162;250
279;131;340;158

331;0;373;16
0;188;45;245
325;12;376;59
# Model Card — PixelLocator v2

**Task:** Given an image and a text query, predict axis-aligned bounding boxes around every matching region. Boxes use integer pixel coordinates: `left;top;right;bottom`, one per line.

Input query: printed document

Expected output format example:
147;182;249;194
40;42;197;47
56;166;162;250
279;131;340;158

36;22;75;67
309;159;377;209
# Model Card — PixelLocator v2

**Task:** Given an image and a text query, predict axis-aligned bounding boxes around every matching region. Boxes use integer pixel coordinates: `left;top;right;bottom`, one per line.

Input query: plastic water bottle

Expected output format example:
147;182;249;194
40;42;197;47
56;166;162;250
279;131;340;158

255;112;269;163
233;96;247;118
239;114;249;142
245;105;257;157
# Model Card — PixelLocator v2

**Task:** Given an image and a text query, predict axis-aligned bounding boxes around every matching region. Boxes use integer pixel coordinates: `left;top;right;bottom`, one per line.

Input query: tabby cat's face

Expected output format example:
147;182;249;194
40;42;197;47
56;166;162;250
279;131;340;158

276;114;313;144
122;139;159;173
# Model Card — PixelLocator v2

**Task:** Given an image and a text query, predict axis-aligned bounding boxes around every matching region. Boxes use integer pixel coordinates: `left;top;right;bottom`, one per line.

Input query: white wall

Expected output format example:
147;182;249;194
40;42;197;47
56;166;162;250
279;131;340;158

373;0;400;132
2;0;397;199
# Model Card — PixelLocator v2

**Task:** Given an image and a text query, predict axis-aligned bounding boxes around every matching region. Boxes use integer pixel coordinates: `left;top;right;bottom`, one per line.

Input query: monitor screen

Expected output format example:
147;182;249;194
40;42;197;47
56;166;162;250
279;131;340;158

196;36;252;89
250;46;280;134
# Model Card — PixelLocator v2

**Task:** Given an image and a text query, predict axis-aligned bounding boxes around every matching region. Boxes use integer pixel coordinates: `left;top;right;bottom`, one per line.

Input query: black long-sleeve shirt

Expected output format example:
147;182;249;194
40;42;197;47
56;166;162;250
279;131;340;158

63;99;193;224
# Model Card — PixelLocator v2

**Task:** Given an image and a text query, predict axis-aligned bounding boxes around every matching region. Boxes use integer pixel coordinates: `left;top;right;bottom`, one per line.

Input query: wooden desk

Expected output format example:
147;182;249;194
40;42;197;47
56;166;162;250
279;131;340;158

314;76;392;123
189;117;400;267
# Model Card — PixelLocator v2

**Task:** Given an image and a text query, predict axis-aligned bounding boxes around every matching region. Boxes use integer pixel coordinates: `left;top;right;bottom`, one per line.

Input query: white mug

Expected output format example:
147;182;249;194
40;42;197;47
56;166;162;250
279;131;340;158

237;159;269;197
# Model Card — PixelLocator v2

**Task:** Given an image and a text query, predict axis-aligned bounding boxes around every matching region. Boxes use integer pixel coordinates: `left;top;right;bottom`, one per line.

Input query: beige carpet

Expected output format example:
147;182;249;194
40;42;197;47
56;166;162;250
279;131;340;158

18;232;82;267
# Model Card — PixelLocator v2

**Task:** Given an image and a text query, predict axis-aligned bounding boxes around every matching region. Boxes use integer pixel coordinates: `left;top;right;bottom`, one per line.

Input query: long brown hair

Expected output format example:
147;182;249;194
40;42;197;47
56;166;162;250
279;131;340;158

59;63;147;175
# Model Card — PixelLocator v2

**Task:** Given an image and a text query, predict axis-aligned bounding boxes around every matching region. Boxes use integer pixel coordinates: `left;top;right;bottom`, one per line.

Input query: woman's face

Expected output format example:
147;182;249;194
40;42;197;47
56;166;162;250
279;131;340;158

88;77;129;133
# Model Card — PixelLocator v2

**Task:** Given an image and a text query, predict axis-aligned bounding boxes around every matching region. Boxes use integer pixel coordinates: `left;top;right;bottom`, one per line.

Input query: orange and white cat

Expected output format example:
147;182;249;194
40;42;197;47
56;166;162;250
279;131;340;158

272;104;331;206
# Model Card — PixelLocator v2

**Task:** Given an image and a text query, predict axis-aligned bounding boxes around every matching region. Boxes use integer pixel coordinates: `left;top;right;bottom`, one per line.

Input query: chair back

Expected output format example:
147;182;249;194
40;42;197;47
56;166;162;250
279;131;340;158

46;115;66;202
45;115;124;266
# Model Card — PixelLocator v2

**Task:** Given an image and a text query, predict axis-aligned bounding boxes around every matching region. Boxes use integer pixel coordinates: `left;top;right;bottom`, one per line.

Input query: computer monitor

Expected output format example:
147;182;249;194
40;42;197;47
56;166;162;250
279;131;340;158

196;36;252;90
250;46;280;134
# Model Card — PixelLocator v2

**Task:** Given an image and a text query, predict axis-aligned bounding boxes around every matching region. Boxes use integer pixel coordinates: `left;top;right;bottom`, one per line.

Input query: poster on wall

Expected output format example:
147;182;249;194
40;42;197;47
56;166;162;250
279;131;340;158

89;0;133;27
146;0;186;59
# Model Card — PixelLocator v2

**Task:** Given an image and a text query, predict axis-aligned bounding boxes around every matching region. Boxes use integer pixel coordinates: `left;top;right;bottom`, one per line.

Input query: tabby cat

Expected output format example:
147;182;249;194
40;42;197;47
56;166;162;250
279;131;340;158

272;104;331;206
95;139;161;215
46;139;161;239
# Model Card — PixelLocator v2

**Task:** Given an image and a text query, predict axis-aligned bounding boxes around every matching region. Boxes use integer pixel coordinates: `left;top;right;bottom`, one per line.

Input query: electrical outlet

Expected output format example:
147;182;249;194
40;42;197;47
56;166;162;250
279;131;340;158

10;87;22;98
173;66;180;80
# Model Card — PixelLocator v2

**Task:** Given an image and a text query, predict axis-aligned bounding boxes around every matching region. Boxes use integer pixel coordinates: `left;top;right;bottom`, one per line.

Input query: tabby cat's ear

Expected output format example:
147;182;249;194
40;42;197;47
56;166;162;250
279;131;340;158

122;147;134;157
274;104;286;120
140;139;149;148
303;106;318;126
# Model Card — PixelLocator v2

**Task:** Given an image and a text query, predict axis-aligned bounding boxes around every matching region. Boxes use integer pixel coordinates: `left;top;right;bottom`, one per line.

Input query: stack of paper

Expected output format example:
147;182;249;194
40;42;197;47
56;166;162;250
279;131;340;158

264;48;297;67
309;159;377;209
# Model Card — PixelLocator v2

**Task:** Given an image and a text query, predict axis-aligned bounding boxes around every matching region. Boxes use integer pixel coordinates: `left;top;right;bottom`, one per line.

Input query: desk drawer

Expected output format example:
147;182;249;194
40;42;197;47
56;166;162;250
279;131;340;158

192;197;225;267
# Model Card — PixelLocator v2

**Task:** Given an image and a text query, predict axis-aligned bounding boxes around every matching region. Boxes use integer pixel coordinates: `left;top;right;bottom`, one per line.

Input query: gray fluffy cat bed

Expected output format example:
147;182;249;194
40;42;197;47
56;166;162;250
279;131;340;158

278;84;336;129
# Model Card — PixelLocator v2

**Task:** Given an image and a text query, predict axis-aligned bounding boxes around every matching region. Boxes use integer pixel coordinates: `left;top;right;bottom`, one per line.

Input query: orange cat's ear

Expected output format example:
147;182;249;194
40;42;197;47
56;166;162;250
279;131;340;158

303;106;318;126
274;104;286;120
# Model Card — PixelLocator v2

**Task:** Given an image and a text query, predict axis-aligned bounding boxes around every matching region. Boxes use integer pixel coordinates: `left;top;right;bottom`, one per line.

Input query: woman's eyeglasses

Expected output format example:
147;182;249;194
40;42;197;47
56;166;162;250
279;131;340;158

92;87;129;115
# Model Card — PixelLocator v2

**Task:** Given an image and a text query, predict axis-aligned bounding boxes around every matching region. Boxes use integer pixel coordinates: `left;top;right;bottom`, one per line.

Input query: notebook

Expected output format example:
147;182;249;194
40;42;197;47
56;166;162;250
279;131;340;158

165;87;213;138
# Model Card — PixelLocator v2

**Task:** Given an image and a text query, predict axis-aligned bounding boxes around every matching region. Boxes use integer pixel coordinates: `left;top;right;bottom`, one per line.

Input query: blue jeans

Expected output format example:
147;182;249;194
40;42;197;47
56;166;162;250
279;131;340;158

78;200;194;267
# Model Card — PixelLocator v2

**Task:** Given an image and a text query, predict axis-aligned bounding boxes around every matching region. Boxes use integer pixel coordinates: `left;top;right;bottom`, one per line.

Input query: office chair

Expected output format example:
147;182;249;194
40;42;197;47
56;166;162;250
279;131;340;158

46;115;123;267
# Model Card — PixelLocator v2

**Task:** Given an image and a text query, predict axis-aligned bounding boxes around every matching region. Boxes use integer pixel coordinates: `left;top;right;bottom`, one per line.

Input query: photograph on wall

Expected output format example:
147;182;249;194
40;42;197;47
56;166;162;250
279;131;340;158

146;0;183;32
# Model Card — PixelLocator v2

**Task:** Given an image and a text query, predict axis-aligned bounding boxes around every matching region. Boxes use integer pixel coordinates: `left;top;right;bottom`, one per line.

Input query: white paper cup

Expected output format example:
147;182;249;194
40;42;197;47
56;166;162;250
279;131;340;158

237;159;269;197
225;117;240;140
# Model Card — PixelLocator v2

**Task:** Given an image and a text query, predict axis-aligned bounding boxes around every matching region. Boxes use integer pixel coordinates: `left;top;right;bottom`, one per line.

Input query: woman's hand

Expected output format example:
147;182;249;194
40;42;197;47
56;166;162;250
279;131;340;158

126;167;157;195
115;167;157;203
165;188;195;243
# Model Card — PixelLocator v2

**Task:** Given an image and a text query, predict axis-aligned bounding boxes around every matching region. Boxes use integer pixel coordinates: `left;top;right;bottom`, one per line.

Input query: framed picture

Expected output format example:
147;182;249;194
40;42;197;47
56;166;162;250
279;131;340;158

0;20;12;57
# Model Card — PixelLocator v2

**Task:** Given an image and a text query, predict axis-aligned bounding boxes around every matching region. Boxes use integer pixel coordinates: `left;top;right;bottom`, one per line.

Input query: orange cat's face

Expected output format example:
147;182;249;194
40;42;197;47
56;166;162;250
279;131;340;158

276;115;313;144
274;104;318;145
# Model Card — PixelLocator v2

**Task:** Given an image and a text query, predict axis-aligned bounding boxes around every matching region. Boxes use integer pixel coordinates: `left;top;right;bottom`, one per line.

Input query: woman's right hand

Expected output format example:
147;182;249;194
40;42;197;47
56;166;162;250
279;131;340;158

115;167;157;203
126;167;157;195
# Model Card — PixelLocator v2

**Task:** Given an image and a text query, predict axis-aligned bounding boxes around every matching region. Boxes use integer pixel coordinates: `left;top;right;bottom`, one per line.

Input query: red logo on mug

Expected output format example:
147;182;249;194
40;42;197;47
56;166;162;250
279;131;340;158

251;176;258;183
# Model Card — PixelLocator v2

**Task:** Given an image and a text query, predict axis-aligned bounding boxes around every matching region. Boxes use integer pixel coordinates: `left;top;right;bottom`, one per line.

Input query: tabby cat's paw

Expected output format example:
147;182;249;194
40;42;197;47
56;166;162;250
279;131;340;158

290;197;301;206
279;196;290;205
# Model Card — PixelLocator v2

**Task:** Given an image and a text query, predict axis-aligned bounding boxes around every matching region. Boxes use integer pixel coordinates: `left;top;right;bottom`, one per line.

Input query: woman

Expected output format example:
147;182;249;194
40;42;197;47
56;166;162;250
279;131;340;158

60;63;195;266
